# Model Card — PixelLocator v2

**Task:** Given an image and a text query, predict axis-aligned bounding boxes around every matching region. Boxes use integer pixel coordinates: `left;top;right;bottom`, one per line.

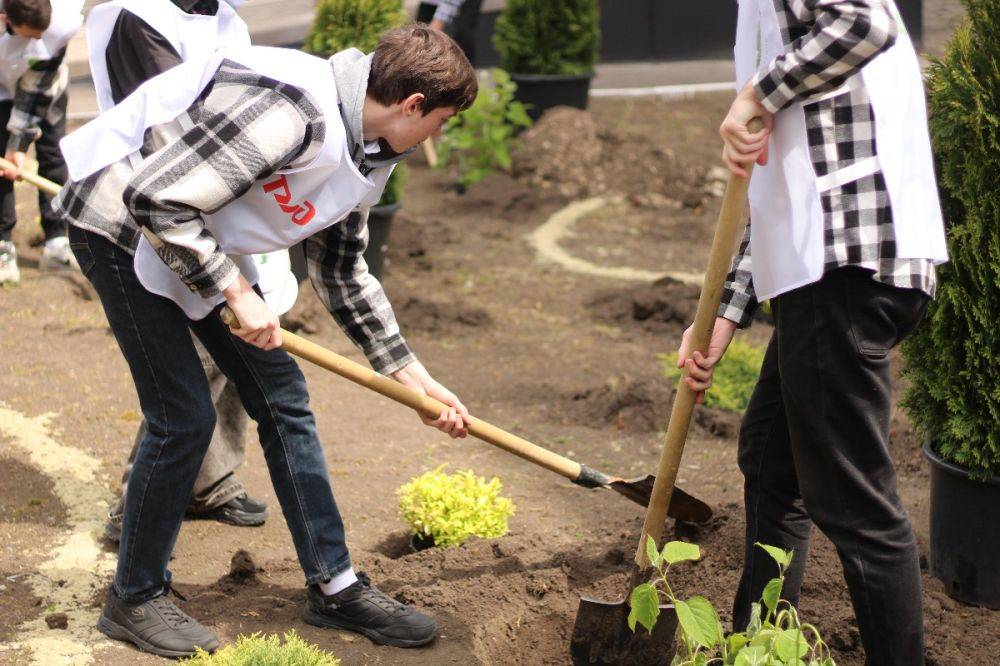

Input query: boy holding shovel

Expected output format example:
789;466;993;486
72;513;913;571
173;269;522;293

677;1;947;664
56;25;476;657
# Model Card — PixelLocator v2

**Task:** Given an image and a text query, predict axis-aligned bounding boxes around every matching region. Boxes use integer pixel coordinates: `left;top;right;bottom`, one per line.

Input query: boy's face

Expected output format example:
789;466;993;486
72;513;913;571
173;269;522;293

383;94;457;153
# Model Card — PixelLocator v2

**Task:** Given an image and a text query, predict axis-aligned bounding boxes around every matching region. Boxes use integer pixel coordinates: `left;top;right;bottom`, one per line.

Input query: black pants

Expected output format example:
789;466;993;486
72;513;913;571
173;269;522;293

417;0;484;64
733;267;929;666
0;94;69;242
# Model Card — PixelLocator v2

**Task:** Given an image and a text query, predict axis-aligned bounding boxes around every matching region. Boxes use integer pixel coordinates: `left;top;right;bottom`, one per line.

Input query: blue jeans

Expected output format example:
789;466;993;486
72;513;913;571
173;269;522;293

69;226;352;601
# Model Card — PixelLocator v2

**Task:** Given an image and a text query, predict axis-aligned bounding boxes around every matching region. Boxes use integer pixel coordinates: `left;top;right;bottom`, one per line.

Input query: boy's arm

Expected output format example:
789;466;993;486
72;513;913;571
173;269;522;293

753;0;898;113
124;83;321;300
717;221;757;328
304;210;416;375
5;48;67;157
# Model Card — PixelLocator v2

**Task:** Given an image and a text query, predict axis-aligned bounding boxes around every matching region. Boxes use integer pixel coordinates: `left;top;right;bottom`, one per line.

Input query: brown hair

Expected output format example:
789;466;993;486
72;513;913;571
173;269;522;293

368;24;478;115
3;0;51;31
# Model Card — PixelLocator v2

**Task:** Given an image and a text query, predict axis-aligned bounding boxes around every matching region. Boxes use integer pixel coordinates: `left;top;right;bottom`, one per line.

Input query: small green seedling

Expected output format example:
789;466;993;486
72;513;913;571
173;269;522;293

437;68;532;188
397;464;516;547
185;630;339;665
628;540;836;666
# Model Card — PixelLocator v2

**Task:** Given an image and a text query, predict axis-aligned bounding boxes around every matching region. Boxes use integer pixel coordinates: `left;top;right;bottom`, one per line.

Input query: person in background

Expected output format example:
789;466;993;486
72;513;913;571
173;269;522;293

0;0;82;285
86;0;271;542
417;0;483;63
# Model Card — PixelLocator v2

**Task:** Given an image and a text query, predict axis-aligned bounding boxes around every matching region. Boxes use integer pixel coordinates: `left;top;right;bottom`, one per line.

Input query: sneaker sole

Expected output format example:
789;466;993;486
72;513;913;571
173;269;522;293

185;507;268;527
302;605;436;648
97;615;219;658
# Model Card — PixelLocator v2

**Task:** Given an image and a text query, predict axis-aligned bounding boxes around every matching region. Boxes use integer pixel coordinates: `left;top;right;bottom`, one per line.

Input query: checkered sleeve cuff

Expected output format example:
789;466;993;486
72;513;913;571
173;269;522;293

718;284;757;329
5;129;35;154
752;68;795;115
366;333;417;375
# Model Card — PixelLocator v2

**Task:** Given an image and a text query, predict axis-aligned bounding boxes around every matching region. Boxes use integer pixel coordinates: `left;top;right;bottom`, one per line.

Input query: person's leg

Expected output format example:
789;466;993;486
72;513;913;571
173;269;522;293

731;333;812;630
35;92;69;240
775;267;927;666
416;2;437;24
190;310;437;646
448;0;484;63
69;225;218;656
0;100;18;284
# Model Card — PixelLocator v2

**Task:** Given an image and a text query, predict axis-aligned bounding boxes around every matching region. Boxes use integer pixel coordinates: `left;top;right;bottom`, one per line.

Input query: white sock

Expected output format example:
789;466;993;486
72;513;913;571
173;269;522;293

319;568;358;596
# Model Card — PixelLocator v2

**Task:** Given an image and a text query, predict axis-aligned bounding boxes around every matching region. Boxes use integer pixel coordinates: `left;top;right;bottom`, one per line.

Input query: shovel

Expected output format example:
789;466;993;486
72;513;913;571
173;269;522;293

569;119;763;665
220;307;712;522
0;157;62;196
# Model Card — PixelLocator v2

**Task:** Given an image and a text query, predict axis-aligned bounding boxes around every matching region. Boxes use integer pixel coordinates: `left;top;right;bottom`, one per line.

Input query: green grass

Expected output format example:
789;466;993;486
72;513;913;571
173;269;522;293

660;338;765;413
185;631;340;666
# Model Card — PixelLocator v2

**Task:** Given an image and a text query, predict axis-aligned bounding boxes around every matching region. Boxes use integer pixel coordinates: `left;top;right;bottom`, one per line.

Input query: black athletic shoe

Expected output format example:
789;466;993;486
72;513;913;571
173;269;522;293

185;493;268;527
303;572;437;647
97;586;219;658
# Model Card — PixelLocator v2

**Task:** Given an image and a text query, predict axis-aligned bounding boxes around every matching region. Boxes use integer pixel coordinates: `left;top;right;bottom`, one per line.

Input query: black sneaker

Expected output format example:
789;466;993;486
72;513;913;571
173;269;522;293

303;572;437;647
97;586;219;658
186;493;268;527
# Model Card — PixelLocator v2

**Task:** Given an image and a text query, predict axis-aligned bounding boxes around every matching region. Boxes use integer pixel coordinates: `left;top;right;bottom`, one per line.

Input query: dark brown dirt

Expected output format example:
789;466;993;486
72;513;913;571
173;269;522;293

0;576;41;642
589;277;701;334
0;457;67;528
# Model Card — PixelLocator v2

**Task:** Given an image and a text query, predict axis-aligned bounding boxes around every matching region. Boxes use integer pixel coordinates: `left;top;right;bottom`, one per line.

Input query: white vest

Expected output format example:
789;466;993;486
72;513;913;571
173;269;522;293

733;0;947;300
86;0;250;113
61;46;390;320
0;0;82;101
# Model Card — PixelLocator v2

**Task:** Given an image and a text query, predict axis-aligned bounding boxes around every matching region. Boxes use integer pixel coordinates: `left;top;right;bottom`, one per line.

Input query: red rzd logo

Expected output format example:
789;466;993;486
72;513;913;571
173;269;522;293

263;175;315;226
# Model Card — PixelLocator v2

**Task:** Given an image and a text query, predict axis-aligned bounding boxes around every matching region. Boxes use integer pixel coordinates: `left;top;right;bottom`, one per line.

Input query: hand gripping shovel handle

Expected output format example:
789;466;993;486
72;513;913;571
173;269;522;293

219;308;584;481
0;157;62;196
634;118;764;569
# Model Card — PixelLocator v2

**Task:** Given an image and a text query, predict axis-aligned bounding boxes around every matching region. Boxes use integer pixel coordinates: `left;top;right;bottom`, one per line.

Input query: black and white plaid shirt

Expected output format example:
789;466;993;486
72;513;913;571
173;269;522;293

5;46;68;153
718;0;937;327
56;60;415;374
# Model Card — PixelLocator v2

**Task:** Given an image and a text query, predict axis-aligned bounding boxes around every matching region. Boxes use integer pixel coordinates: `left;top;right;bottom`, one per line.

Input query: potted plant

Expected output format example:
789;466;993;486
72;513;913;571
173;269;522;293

492;0;600;122
901;0;1000;609
397;465;516;550
305;0;409;281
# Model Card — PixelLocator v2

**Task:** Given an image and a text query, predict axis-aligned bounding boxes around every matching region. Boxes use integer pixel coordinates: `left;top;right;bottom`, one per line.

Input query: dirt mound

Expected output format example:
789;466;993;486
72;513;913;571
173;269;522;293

563;376;739;438
513;107;707;207
396;297;493;335
588;276;701;334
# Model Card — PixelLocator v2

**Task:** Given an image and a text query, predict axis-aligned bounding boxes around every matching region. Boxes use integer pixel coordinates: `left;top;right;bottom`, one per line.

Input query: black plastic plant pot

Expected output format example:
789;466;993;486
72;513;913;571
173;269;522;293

409;532;436;552
510;72;594;123
924;443;1000;609
363;202;401;282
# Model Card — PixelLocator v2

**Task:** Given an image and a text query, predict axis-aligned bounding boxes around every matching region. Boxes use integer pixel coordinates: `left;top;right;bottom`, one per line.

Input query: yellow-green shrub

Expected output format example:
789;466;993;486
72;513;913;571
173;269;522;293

660;338;765;413
185;631;339;665
397;465;515;547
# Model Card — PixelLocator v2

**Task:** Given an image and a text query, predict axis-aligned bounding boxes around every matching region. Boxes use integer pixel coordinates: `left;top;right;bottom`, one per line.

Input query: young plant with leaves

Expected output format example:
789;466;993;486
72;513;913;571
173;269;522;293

437;69;532;189
629;540;835;666
660;338;766;414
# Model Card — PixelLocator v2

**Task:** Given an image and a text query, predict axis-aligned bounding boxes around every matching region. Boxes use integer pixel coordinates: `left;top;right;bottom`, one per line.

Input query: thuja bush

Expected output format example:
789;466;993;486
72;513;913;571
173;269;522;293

630;540;835;666
901;0;1000;479
305;0;408;206
398;465;516;547
661;338;766;413
493;0;600;76
187;631;340;665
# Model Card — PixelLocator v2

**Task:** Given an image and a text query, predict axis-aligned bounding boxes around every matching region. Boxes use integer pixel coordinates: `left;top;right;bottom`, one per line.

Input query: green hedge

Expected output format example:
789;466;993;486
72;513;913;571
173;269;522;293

901;0;1000;479
492;0;599;76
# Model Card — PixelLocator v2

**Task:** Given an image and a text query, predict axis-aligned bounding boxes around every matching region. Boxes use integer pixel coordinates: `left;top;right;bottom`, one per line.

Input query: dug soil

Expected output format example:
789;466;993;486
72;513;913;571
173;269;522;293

3;54;998;666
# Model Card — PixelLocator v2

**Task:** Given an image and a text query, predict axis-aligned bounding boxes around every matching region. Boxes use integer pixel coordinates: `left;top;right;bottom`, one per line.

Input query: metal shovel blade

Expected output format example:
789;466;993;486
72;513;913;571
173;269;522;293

570;596;677;665
607;475;713;523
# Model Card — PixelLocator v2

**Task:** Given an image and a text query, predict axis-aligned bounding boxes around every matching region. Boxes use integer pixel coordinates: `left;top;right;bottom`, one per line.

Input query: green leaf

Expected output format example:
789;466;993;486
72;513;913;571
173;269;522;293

627;583;660;633
745;603;762;638
734;645;769;666
761;578;782;616
755;543;792;568
727;632;749;655
663;541;701;565
673;596;722;649
645;536;662;568
748;628;775;648
774;629;809;661
693;653;708;666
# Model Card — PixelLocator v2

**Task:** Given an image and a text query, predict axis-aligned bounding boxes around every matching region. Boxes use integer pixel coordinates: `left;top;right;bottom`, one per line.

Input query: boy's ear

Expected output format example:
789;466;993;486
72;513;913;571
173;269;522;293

400;92;427;117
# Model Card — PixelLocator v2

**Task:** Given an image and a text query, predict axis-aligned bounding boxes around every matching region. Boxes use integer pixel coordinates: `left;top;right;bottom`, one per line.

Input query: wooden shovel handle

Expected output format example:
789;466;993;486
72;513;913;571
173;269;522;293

0;157;62;196
220;307;582;480
634;119;764;568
